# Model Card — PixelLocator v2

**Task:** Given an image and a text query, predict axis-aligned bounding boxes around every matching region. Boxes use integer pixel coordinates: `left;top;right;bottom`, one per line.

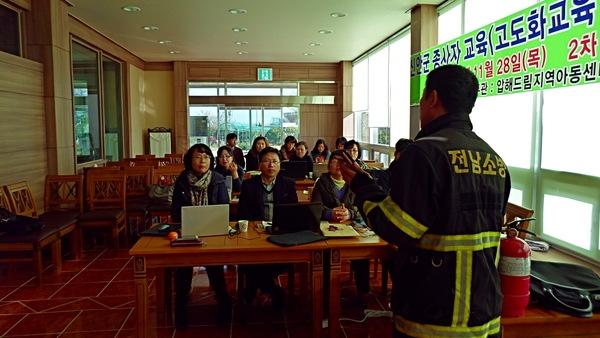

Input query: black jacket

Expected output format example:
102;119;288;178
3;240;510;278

289;154;314;176
244;153;259;171
350;113;511;337
311;172;358;221
214;164;244;192
237;175;298;220
232;146;245;169
170;170;229;223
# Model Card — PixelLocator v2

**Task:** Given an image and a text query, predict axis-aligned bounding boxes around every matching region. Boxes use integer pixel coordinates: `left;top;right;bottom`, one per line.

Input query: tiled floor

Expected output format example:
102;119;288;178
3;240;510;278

0;242;393;337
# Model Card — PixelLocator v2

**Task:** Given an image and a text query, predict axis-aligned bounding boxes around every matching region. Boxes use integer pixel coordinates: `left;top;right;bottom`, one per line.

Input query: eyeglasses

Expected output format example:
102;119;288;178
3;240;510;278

193;155;212;161
218;155;232;160
348;149;359;153
260;159;281;165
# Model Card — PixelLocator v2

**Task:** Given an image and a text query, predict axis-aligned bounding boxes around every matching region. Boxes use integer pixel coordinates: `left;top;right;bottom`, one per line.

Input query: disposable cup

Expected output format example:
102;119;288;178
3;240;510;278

239;220;249;232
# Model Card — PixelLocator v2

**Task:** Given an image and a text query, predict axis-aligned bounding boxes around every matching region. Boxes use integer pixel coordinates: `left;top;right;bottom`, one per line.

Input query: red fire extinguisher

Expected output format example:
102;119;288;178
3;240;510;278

499;220;533;317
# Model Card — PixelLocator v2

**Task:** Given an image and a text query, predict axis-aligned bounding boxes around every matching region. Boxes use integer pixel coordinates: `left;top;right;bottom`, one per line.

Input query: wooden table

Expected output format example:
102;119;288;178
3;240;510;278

500;304;600;337
500;250;600;337
295;178;316;191
326;232;396;338
130;222;327;338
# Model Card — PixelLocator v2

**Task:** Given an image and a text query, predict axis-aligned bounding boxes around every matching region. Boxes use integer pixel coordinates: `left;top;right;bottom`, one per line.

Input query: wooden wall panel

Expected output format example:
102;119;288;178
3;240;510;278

0;52;43;94
0;54;46;210
299;83;318;96
317;83;338;96
187;62;338;82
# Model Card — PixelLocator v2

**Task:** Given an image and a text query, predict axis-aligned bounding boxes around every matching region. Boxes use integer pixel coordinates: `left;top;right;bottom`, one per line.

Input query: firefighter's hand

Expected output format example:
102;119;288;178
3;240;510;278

338;152;367;186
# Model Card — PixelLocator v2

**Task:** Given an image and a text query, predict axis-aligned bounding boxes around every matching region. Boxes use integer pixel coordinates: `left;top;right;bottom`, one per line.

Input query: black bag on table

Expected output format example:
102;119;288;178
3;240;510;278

530;260;600;318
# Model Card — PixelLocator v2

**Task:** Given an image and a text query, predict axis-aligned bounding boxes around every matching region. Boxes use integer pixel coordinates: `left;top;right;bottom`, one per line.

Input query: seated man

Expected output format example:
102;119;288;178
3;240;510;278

311;149;370;305
237;147;298;310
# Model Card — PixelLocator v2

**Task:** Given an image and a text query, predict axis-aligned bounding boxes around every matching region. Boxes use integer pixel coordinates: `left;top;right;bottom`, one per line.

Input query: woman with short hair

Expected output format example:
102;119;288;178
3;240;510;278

171;143;231;329
344;139;369;170
288;141;313;177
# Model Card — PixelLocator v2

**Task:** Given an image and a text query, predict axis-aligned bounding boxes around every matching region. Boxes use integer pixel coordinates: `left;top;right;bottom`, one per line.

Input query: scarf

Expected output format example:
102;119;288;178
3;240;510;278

187;170;212;206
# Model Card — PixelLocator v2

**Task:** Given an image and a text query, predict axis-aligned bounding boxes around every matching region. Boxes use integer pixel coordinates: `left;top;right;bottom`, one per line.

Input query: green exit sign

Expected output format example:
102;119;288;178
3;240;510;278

257;68;273;81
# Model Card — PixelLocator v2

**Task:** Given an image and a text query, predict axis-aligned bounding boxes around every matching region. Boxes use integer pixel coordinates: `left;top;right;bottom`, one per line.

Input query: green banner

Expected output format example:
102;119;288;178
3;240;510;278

410;0;599;104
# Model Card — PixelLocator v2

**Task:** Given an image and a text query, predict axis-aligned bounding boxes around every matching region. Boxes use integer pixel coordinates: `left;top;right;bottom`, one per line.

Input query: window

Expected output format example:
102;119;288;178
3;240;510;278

188;82;302;153
188;105;299;153
0;3;21;56
71;41;124;165
352;29;411;157
541;84;600;177
102;56;123;162
437;1;462;45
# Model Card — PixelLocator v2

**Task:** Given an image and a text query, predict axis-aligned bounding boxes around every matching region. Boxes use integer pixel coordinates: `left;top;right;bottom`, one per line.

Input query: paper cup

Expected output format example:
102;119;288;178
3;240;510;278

239;220;249;232
308;172;313;179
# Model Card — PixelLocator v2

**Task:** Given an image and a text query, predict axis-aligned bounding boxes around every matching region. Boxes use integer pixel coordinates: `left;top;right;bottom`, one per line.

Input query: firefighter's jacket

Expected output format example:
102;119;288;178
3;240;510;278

351;113;511;337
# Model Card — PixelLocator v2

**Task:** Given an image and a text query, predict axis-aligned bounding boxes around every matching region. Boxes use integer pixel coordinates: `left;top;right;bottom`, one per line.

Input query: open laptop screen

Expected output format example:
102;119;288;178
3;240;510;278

280;161;307;180
271;202;323;234
181;204;230;237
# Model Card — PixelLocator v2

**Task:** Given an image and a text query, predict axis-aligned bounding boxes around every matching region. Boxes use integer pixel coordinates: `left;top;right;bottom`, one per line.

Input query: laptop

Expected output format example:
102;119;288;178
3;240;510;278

270;202;323;234
280;161;307;180
312;162;328;179
180;204;230;237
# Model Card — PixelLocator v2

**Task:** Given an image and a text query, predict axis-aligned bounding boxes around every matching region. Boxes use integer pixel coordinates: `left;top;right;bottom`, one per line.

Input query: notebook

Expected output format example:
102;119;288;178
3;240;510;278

280;161;307;180
319;221;360;237
270;202;323;234
180;204;230;237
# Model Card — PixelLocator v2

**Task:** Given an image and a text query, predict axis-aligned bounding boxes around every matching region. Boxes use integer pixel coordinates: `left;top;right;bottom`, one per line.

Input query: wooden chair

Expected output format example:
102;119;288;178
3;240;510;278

505;202;535;240
365;162;384;168
135;154;156;160
165;153;184;163
146;166;183;224
129;158;162;167
77;172;127;254
124;166;153;235
0;184;61;285
39;175;84;260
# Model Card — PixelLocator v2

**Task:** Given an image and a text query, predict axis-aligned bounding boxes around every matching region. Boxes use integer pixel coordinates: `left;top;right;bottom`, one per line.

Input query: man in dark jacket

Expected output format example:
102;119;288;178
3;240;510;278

226;132;246;169
339;65;511;337
237;147;297;311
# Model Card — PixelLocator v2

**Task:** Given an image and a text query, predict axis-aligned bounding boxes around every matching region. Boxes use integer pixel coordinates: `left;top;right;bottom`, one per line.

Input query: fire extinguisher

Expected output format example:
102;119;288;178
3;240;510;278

498;218;535;317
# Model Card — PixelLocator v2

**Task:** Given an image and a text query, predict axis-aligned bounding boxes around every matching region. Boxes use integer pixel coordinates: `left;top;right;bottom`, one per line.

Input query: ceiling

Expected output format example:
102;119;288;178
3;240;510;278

67;0;444;63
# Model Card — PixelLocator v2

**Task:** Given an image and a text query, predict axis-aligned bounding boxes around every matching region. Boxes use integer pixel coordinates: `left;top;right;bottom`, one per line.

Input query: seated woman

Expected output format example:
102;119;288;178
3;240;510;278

335;136;347;150
171;144;232;329
344;139;369;170
215;146;244;193
288;141;313;177
310;149;371;305
310;138;330;163
244;136;269;171
280;135;297;160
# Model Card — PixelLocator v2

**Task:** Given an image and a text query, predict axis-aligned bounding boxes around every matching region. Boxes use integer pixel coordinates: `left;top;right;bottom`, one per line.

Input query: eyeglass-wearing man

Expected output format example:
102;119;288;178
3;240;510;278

339;65;510;337
237;147;298;311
